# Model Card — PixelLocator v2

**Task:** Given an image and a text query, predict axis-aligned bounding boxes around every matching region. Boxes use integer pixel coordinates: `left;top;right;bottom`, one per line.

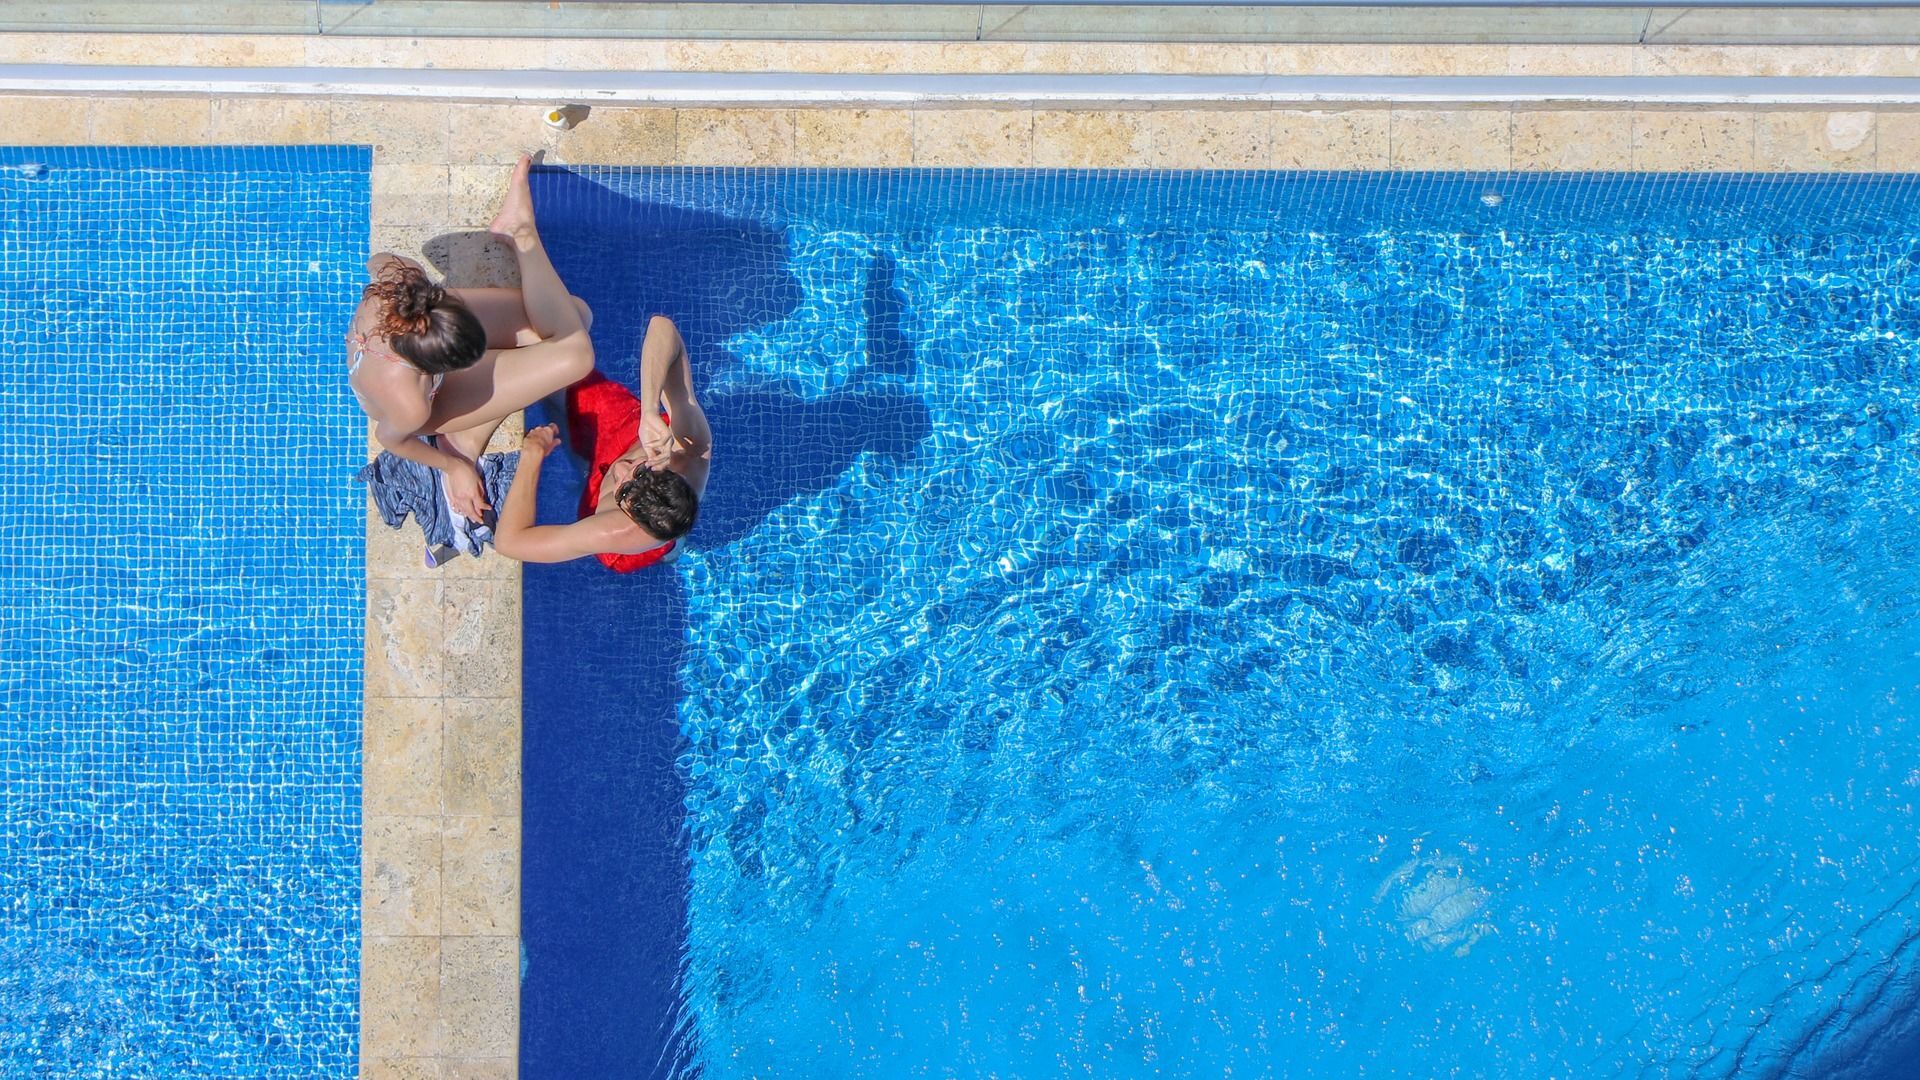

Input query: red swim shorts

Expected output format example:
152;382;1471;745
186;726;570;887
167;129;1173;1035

565;371;678;573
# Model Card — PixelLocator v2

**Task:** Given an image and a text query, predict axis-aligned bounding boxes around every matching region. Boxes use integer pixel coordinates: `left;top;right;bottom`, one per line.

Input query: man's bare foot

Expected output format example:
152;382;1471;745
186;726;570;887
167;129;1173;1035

487;153;539;252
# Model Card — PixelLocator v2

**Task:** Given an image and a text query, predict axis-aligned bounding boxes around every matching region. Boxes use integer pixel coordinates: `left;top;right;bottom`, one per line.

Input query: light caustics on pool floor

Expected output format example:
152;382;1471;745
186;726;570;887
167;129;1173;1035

524;168;1920;1079
0;147;367;1079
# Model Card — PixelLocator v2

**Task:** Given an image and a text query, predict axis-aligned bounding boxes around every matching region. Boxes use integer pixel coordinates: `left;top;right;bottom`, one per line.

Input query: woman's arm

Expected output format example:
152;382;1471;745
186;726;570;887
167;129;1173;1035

372;396;492;519
492;424;607;564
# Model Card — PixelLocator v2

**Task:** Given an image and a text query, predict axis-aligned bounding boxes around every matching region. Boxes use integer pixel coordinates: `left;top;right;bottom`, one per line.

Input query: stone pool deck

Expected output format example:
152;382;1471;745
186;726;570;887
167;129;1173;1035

0;29;1916;1080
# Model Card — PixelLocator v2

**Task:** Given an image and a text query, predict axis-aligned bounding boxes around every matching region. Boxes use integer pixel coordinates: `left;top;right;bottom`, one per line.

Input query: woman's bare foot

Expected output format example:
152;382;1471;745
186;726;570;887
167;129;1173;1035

435;427;491;465
487;154;539;253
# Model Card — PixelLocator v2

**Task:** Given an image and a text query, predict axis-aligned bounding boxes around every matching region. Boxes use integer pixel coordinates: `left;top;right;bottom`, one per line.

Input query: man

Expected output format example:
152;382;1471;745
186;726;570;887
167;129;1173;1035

494;315;710;569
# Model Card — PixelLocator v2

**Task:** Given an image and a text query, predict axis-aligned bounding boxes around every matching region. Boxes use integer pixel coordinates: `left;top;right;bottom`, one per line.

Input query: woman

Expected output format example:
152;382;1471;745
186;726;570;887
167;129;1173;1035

347;154;593;520
494;315;711;568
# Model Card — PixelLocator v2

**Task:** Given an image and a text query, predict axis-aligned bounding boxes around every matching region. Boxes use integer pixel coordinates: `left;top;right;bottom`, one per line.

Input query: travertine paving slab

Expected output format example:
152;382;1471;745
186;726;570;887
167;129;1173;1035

1631;109;1756;170
1755;110;1876;171
1391;107;1514;170
1034;110;1153;168
1513;110;1633;170
913;109;1033;167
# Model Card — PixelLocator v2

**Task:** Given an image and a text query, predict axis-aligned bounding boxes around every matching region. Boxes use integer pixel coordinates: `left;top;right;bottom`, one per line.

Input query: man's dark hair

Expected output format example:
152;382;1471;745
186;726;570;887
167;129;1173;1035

616;468;698;541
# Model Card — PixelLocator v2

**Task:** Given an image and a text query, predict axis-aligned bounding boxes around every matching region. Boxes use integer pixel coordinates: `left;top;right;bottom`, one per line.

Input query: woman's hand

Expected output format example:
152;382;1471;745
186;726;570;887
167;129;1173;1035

523;423;560;458
444;458;491;521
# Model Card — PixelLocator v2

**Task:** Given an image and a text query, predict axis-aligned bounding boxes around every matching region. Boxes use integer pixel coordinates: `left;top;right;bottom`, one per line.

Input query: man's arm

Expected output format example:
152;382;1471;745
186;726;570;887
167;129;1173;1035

492;424;609;564
637;315;713;494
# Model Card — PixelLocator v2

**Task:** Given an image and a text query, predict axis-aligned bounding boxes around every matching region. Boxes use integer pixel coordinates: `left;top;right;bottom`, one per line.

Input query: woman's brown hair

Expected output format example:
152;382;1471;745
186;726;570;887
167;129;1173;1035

361;263;488;375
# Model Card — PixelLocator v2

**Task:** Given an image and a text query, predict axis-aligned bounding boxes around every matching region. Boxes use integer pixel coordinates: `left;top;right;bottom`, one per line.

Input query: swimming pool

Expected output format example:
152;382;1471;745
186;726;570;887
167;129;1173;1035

0;146;367;1077
524;167;1920;1078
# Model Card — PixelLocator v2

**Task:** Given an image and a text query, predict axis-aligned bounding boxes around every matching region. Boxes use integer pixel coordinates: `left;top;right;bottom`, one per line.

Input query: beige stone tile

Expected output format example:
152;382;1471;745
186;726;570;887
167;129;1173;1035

373;163;451;228
1635;46;1743;77
1024;43;1153;75
1507;46;1634;77
332;101;451;164
366;697;443;817
1033;111;1152;168
690;40;971;74
445;1061;514;1080
366;815;442;936
364;1058;444;1080
544;38;672;71
0;32;304;66
779;42;944;74
423;231;522;294
1512;111;1633;171
1272;110;1390;170
443;579;520;698
1880;112;1920;171
418;39;538;72
795;109;913;167
450;105;549;166
1634;45;1918;78
210;98;333;145
442;937;519;1059
929;42;1027;74
485;411;524;457
677;109;797;166
447;164;509;230
1754;111;1876;171
367;501;440;582
1631;110;1755;171
1390;109;1513;170
304;37;392;68
195;36;310;67
913;110;1034;167
0;95;90;145
1150;110;1270;169
444;698;521;817
0;34;85;64
89;98;211;145
1264;45;1391;75
442;816;519;935
552;107;676;166
366;578;444;698
363;936;445;1059
1148;44;1269;75
1387;45;1509;76
665;40;786;73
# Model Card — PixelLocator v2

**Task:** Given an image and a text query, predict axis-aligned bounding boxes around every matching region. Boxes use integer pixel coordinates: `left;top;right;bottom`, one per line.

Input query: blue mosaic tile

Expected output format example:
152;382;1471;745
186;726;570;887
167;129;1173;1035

0;145;367;1079
525;167;1920;1078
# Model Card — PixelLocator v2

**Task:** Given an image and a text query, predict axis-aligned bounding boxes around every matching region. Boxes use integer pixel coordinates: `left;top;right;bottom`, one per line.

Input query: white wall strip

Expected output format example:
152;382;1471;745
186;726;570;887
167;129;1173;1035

3;66;1919;107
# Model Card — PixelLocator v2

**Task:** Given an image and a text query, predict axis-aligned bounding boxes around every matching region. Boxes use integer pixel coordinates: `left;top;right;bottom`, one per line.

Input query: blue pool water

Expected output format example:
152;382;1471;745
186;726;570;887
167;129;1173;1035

526;168;1920;1079
0;147;366;1077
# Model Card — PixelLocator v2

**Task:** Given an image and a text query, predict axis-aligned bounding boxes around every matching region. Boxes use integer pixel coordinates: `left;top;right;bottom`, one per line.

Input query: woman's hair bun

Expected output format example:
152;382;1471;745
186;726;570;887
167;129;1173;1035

363;263;445;338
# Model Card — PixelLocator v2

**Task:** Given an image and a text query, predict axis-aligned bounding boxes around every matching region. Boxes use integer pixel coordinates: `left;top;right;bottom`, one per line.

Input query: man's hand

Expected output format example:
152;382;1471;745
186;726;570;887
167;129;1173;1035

444;458;491;521
639;412;694;470
523;423;561;458
639;411;674;468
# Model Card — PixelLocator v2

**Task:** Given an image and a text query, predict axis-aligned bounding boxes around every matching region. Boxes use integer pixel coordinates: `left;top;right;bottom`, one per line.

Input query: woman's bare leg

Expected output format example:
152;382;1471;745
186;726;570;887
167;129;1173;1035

425;154;594;435
487;155;582;341
451;289;593;352
436;291;593;460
